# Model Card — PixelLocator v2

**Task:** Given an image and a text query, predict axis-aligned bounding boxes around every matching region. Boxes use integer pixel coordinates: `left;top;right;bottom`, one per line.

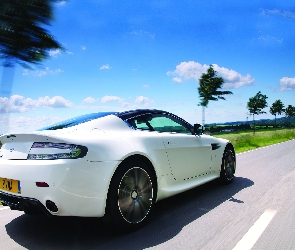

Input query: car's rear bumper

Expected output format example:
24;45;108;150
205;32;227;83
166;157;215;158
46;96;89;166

0;191;52;216
0;158;119;217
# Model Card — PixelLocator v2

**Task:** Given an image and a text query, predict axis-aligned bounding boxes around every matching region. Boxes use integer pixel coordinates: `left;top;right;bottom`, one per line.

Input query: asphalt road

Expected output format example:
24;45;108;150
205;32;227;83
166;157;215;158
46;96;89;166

1;139;295;250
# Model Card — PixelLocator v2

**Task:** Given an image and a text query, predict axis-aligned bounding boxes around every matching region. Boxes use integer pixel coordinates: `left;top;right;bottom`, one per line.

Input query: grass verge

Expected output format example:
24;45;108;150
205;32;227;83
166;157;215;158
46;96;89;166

214;128;295;154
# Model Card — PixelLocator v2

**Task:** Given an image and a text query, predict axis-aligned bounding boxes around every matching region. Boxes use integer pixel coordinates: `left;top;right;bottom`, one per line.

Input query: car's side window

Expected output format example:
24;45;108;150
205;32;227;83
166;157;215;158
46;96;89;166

148;115;192;134
128;114;192;134
128;116;152;130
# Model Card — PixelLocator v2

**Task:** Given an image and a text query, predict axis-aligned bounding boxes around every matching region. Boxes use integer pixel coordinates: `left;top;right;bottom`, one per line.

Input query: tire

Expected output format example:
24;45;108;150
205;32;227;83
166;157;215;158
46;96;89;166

105;159;156;231
220;145;236;184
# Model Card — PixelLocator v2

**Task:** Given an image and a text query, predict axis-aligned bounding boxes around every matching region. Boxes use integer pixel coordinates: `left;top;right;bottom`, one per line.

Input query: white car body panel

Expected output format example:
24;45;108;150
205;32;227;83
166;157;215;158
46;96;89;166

0;111;233;217
161;133;212;180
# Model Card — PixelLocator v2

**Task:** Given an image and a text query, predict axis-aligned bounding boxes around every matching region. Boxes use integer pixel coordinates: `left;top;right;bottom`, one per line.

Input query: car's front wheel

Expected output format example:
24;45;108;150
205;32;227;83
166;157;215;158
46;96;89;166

105;159;156;231
220;145;236;184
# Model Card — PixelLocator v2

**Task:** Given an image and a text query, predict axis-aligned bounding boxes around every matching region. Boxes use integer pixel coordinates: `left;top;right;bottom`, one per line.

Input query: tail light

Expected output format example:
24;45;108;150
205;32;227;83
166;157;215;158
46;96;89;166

27;142;88;160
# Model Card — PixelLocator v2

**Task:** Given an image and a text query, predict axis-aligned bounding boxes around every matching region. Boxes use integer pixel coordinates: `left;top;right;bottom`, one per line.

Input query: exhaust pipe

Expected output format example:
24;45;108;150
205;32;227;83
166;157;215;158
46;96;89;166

46;200;58;213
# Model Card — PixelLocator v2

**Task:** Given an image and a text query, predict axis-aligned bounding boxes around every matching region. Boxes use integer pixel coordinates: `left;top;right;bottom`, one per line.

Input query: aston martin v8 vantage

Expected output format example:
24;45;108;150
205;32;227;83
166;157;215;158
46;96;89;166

0;109;236;230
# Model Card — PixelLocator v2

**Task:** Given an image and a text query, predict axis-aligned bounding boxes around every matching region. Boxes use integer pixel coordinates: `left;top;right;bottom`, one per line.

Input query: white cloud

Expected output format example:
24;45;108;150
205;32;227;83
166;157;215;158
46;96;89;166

258;35;283;44
167;61;208;81
0;95;73;113
212;64;254;88
173;101;184;105
167;61;254;88
82;97;98;103
172;77;183;84
22;67;64;77
100;64;111;70
262;9;295;19
81;46;86;50
129;30;155;39
143;84;150;88
101;95;124;103
55;0;66;6
0;115;63;134
279;77;295;91
49;49;61;58
81;95;153;109
38;96;73;108
135;96;153;107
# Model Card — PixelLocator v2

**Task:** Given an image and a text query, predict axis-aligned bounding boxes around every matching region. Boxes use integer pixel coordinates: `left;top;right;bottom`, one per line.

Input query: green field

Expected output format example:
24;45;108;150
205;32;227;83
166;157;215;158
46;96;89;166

214;128;295;153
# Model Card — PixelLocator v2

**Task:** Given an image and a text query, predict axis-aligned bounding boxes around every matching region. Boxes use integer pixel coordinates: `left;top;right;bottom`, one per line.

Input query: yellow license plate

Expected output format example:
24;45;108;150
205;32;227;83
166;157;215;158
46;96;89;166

0;178;21;194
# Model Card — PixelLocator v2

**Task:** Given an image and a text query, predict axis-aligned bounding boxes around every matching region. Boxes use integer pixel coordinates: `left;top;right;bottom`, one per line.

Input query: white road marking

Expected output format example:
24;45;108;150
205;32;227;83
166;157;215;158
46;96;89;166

232;209;277;250
0;206;10;211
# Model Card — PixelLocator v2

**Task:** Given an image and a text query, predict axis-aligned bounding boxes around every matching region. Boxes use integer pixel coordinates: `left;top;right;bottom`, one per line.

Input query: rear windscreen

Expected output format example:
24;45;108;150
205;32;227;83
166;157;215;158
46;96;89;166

38;112;116;130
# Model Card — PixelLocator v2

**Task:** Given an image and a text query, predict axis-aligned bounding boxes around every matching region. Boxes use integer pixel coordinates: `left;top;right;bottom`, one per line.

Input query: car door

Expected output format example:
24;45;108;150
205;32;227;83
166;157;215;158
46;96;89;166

147;114;212;180
161;133;212;180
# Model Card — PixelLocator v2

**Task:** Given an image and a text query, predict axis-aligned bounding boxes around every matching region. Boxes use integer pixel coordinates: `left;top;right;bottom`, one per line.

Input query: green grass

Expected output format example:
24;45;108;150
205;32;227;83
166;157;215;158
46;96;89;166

214;128;295;153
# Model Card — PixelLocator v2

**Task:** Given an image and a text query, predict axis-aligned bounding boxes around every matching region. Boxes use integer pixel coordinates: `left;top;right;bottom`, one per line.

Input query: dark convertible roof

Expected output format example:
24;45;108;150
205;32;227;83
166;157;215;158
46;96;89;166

116;109;166;120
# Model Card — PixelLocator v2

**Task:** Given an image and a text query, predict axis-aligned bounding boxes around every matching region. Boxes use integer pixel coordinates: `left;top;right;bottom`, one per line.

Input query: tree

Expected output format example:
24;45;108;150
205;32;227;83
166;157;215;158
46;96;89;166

247;91;268;134
269;99;285;129
198;65;233;124
284;105;295;127
0;0;63;68
0;0;63;97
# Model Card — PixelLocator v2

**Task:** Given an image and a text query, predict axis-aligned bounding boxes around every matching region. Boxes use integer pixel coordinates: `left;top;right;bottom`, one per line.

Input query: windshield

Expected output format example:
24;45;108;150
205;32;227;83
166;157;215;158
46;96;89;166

38;112;116;131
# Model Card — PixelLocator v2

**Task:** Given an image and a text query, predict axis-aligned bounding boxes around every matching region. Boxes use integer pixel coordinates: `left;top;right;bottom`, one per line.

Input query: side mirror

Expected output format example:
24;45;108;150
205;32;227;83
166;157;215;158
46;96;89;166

194;123;205;135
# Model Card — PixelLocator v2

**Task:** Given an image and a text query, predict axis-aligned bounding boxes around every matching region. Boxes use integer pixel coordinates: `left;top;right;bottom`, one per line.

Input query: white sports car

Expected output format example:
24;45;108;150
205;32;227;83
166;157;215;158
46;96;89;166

0;109;236;230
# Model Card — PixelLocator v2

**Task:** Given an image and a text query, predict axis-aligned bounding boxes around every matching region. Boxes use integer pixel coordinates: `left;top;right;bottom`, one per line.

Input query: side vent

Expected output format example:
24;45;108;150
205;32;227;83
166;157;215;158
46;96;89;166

7;135;16;138
211;143;221;150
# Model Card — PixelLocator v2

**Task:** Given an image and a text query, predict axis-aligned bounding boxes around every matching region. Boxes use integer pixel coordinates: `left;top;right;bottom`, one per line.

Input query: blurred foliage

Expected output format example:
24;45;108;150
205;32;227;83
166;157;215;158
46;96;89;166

0;0;63;68
285;105;295;127
198;65;233;125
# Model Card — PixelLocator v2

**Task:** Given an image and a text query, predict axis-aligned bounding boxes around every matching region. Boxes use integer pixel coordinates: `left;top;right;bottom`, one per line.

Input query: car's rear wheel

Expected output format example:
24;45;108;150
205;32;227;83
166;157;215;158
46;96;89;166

105;159;156;231
220;145;236;184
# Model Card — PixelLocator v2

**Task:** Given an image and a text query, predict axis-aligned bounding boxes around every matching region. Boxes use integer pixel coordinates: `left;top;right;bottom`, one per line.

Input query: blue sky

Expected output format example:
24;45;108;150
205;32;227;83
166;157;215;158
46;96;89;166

1;0;295;133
